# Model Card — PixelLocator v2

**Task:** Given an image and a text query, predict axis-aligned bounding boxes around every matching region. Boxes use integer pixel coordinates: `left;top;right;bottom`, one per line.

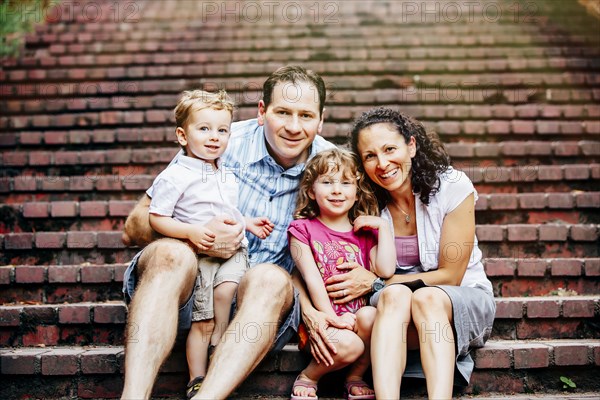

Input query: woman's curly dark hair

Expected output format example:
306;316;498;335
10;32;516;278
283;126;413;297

350;107;451;207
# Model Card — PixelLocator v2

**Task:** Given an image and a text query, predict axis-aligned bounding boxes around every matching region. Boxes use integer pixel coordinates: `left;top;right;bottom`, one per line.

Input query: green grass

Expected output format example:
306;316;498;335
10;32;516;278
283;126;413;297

0;0;47;57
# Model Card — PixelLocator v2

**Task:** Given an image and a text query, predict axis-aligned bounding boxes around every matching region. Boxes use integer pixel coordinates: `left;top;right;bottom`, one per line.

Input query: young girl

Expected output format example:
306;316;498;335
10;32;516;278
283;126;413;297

288;148;396;400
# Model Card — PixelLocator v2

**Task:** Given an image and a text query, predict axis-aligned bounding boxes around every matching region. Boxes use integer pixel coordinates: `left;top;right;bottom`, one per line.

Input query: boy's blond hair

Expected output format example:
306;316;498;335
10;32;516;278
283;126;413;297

174;89;235;129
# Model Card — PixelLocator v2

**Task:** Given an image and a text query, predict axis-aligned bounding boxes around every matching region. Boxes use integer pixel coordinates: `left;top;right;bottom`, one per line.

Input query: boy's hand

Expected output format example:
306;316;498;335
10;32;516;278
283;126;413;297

186;225;216;251
353;215;388;232
338;312;357;332
246;217;274;239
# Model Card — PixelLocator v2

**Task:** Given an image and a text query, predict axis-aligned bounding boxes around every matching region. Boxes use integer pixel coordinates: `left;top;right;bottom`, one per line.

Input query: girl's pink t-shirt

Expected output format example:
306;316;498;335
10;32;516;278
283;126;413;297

288;218;377;316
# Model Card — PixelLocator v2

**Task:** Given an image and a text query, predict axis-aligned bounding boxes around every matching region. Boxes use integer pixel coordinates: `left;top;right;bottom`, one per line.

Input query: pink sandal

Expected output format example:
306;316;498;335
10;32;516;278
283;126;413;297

344;379;375;400
290;374;318;400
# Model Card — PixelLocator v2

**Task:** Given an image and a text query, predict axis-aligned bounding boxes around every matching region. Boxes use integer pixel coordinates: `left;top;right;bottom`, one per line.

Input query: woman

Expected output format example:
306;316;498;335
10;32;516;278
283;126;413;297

338;107;495;399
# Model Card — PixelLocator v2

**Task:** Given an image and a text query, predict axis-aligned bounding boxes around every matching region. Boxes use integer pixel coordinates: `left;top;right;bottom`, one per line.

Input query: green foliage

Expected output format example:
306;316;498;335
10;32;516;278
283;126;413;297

0;0;45;57
560;376;577;390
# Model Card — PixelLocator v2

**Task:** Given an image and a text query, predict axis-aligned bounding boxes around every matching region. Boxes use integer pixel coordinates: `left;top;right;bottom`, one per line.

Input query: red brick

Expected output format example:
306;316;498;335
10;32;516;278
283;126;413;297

123;176;153;191
19;132;43;145
59;304;91;324
96;176;123;191
526;299;560;318
0;348;48;374
570;225;598;241
106;149;131;164
463;121;485;135
25;305;56;323
6;233;34;249
593;164;600;179
537;166;563;181
550;259;583;276
94;304;127;324
517;193;546;210
35;232;66;249
14;176;37;191
81;265;113;283
595;345;600;366
3;152;28;166
553;141;580;157
54;151;79;165
79;201;107;217
70;177;95;192
508;225;538;242
0;307;21;326
23;325;60;346
528;141;552;156
517;259;548;276
97;232;126;248
580;140;600;156
41;348;82;375
539;224;569;241
495;299;523;319
0;266;12;284
41;176;69;191
15;266;45;283
585;120;600;134
474;345;511;369
562;299;596;318
124;111;144;124
486;120;510;135
484;259;516;277
81;348;120;374
584;259;600;276
114;264;127;282
473;143;500;157
561;122;584;135
79;150;105;165
445;143;473;158
93;130;116;144
513;344;549;369
67;231;96;249
475;195;487;211
489;194;518;210
564;165;590;180
553;344;590;366
69;130;91;144
108;200;135;217
29;151;52;166
536;121;560;135
48;265;79;283
51;201;77;217
476;226;504;242
482;166;511;183
511;120;535;135
547;193;574;209
22;202;50;218
501;142;528;156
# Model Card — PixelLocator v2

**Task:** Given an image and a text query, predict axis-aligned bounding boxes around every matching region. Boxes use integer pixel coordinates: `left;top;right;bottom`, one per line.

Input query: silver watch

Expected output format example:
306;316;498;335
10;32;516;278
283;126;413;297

371;277;385;293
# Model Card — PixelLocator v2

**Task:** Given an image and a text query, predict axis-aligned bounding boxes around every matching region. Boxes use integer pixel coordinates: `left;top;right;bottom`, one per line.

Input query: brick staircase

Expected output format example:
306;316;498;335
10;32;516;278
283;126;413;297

1;0;599;398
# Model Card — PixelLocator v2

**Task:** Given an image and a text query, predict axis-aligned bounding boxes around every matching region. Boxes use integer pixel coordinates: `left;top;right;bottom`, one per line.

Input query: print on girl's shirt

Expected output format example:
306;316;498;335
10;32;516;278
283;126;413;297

312;239;367;315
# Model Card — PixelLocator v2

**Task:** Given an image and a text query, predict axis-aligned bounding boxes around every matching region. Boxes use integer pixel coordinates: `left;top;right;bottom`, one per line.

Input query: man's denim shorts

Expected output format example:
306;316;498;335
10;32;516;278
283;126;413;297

123;249;301;351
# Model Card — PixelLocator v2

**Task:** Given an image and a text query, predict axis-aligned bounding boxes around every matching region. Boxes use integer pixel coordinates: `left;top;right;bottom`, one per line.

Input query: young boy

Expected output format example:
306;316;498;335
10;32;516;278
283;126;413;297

147;90;274;399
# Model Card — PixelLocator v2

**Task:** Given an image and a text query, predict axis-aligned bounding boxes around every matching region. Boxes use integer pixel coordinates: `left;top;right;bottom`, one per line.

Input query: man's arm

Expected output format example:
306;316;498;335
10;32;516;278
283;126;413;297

122;195;158;247
122;195;245;259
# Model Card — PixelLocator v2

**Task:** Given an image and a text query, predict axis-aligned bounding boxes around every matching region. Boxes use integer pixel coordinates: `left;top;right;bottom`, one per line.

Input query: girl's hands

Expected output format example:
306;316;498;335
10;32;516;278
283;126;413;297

353;215;389;232
338;312;357;332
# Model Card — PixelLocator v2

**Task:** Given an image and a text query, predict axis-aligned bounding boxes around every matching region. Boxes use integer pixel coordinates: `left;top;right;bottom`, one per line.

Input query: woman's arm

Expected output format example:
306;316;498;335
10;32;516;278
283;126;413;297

386;193;475;286
369;219;396;279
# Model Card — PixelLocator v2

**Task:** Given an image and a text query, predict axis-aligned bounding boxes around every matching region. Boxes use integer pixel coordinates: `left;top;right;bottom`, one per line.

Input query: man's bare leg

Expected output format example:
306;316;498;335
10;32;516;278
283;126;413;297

192;263;294;399
121;239;197;399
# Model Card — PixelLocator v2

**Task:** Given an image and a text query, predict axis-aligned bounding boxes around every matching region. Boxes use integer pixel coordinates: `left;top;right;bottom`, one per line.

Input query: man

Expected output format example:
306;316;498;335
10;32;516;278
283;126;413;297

120;66;369;399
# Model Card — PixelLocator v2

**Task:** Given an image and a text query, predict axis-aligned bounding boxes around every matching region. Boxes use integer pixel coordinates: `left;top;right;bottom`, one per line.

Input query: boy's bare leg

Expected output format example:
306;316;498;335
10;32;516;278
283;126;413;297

121;239;197;399
186;321;213;380
211;281;238;346
192;264;294;400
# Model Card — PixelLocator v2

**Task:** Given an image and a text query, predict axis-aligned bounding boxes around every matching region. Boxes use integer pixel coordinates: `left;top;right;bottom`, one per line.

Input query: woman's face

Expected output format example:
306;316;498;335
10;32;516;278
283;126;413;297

356;122;416;193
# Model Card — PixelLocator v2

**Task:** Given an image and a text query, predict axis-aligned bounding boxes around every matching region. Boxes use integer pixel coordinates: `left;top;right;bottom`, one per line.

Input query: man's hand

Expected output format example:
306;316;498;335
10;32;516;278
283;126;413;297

325;262;376;304
245;217;274;239
301;307;352;367
201;215;244;258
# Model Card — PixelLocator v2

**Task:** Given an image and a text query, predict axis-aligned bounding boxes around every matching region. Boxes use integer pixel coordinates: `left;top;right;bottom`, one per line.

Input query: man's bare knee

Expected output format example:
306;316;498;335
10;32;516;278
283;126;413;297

238;264;293;313
139;238;196;277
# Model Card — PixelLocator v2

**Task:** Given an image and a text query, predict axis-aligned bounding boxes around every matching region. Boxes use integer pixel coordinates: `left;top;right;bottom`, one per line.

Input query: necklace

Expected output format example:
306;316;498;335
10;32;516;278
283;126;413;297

391;200;411;224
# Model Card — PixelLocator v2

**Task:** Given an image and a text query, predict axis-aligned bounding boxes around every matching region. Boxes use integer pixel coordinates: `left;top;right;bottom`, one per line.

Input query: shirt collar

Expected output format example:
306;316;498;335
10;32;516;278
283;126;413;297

175;154;220;171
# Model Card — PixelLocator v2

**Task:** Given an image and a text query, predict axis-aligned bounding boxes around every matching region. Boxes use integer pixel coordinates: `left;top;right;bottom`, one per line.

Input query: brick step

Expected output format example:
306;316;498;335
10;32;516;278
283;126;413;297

0;225;597;265
1;258;598;304
1;108;597;140
4;60;600;84
1;296;598;346
1;194;598;232
1;165;597;197
1;340;599;398
3;142;599;173
8;45;600;71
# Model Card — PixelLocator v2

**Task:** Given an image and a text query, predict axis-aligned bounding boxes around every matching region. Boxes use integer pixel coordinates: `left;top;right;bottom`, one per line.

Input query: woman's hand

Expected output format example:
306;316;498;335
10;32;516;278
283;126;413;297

325;262;377;304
